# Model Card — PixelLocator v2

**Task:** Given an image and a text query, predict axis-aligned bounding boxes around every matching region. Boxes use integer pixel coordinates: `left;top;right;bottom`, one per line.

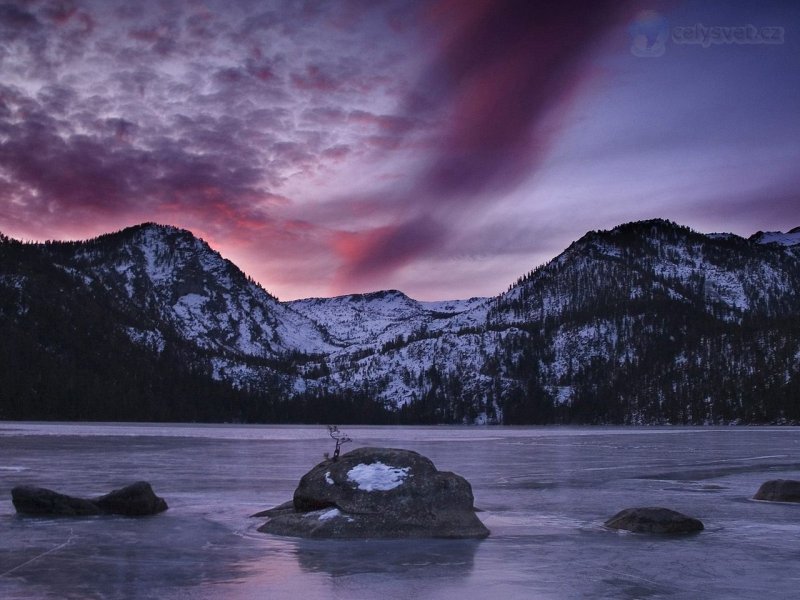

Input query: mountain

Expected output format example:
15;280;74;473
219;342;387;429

48;223;335;357
0;224;335;422
288;290;489;349
1;219;798;424
749;227;800;247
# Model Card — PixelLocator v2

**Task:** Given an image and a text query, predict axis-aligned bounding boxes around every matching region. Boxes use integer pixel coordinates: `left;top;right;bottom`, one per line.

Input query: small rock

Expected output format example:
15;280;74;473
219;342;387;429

94;481;168;516
753;479;800;503
605;507;703;534
11;482;168;517
12;485;100;516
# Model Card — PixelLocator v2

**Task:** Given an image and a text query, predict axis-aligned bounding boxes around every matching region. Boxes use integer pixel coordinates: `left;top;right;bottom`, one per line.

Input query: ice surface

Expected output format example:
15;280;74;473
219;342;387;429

2;424;800;599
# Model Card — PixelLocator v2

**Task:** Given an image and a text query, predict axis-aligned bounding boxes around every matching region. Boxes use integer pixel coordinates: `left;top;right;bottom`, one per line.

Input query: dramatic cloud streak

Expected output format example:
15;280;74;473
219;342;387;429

326;0;636;290
417;0;631;198
0;0;798;299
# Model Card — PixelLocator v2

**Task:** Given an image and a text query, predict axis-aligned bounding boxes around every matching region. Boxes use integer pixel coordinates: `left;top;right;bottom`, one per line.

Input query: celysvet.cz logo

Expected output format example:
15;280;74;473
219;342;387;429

673;24;784;47
629;11;670;57
629;11;785;57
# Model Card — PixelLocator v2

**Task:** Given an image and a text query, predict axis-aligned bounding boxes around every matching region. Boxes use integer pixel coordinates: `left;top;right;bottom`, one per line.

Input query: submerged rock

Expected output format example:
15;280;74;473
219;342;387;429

11;481;168;517
753;479;800;503
605;507;703;534
258;447;489;539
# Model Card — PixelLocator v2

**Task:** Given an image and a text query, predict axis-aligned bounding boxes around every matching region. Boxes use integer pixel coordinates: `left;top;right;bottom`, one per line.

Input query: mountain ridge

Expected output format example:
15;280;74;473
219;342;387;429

1;218;798;424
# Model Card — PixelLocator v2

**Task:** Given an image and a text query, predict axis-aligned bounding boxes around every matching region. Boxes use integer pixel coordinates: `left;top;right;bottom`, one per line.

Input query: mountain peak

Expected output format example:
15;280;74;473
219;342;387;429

353;289;409;301
70;222;203;252
117;222;197;240
749;229;800;247
607;218;691;236
129;221;184;233
572;219;692;243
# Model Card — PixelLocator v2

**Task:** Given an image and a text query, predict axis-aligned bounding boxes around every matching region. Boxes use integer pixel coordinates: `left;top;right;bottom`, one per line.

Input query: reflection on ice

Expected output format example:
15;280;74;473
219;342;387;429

294;538;480;577
0;513;261;599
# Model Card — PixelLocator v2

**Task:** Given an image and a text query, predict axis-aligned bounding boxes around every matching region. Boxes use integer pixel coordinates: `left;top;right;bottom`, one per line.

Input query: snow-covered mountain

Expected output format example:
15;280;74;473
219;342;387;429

749;226;800;247
294;220;800;422
50;224;336;358
1;219;798;424
288;290;489;350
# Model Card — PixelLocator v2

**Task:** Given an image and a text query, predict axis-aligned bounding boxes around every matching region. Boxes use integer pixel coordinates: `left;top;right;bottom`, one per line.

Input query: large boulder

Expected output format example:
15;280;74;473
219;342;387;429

11;481;168;517
12;485;101;516
753;479;800;502
605;507;704;534
258;447;489;539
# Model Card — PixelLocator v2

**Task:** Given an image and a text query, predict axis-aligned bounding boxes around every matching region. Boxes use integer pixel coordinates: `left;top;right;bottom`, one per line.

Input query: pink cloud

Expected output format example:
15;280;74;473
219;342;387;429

332;216;445;293
291;65;341;92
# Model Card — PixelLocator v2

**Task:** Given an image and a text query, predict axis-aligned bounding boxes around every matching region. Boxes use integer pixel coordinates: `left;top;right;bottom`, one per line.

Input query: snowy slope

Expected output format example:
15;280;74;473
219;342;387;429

288;290;489;349
308;328;511;412
750;227;800;247
490;220;797;325
52;224;335;358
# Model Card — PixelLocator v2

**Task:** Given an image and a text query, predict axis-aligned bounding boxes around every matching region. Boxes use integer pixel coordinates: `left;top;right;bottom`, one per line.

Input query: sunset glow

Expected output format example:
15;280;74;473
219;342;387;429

1;0;798;299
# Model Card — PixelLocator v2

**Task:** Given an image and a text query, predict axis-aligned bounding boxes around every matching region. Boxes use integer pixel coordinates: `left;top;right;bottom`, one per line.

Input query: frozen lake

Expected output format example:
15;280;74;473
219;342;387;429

1;424;799;599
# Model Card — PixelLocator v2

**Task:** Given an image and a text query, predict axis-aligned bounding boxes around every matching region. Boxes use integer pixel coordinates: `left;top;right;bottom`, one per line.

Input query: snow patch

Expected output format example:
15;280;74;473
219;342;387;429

554;386;574;405
174;293;208;312
125;327;166;353
318;508;341;520
347;462;410;491
473;412;489;425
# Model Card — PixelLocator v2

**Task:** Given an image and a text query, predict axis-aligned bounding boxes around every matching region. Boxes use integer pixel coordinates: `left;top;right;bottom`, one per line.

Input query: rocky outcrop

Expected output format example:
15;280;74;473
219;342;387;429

753;479;800;502
11;482;168;517
605;507;703;534
258;447;489;539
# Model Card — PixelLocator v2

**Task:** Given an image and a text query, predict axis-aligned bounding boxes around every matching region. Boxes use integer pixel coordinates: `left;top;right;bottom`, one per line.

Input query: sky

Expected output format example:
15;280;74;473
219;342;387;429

0;0;798;301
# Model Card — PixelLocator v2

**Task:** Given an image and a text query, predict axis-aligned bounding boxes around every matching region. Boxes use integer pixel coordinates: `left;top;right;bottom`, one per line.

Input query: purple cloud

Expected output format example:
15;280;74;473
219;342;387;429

0;0;798;301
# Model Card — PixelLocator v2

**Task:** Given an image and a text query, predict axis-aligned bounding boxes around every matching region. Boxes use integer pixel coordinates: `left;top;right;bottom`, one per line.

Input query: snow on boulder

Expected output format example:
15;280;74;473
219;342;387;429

257;447;489;539
346;462;410;491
